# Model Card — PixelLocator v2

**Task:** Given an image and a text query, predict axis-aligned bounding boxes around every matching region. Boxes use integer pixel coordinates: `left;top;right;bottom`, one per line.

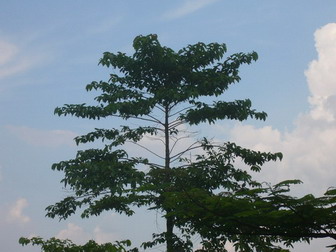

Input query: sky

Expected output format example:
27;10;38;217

1;1;336;251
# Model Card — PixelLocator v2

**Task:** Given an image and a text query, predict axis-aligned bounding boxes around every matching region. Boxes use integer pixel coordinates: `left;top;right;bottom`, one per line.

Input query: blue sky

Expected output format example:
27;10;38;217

1;1;336;251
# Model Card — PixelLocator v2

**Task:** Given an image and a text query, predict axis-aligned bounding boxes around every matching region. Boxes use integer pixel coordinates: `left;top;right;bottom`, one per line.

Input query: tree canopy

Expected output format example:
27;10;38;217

21;34;336;252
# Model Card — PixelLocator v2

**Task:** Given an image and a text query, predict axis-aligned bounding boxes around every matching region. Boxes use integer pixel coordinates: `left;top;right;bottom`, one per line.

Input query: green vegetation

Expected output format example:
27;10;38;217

20;35;336;252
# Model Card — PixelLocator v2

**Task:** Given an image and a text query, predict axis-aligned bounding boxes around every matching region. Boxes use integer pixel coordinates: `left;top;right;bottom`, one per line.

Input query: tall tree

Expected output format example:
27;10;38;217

24;34;336;251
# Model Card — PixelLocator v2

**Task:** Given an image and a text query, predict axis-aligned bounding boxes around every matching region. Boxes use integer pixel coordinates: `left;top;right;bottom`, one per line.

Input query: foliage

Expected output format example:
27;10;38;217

169;179;336;251
19;237;138;252
20;34;336;251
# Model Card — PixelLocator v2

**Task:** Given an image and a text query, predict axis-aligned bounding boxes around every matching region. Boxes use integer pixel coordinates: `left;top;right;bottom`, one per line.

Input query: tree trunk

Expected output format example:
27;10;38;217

164;104;174;252
166;214;174;252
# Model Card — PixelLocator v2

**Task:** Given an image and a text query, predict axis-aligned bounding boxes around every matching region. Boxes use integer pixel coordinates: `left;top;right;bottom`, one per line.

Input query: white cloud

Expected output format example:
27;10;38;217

230;125;281;153
229;121;336;194
8;198;30;224
305;23;336;121
56;223;119;245
227;23;336;195
162;0;219;20
0;38;40;81
56;223;91;244
6;125;77;147
93;226;119;244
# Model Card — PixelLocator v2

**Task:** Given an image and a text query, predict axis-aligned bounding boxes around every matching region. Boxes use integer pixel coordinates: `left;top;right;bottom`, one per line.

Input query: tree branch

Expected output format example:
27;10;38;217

169;135;195;155
169;106;195;118
127;141;165;160
170;143;203;163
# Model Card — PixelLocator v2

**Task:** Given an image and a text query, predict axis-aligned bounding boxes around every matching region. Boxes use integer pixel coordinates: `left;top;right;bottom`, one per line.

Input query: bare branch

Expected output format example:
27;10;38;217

145;114;165;125
169;105;194;118
146;135;166;146
126;141;165;160
167;116;188;129
109;114;161;124
169;135;194;155
155;104;165;113
170;143;203;163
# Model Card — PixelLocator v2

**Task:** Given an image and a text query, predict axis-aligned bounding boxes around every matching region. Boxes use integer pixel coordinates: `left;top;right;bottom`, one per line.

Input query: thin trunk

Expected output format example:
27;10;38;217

165;105;170;169
166;215;174;252
164;104;174;252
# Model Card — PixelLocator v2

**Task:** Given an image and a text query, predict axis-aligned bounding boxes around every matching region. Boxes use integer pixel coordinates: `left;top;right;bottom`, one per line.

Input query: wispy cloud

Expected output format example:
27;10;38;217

0;40;18;65
56;223;119;245
7;198;30;224
162;0;219;20
0;38;42;81
6;125;77;147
